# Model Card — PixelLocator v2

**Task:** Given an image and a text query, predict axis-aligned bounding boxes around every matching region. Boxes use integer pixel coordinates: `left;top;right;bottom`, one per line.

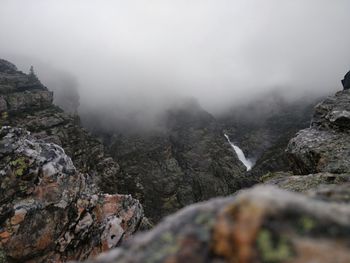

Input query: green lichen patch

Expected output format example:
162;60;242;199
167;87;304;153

10;157;28;176
257;229;294;263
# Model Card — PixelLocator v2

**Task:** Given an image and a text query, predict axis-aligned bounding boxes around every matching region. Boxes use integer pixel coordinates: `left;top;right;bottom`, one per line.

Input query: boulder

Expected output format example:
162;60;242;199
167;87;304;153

79;185;350;263
287;90;350;174
0;127;143;262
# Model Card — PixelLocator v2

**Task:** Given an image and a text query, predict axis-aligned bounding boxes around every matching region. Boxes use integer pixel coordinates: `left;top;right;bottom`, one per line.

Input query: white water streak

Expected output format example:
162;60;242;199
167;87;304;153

224;134;253;171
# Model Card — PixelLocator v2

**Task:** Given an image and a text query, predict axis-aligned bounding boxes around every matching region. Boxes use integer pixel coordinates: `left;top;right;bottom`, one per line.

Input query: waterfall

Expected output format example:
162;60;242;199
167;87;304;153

224;134;253;171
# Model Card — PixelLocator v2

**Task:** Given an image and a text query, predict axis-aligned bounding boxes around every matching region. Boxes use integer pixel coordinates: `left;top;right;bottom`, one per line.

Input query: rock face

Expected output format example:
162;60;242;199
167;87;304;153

342;70;350;90
80;87;350;263
80;186;350;263
287;90;350;174
0;127;143;262
0;59;121;195
103;103;249;222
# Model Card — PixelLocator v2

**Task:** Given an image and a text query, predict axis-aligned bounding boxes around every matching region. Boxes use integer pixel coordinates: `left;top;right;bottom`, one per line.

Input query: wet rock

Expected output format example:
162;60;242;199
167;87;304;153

79;185;350;263
0;127;143;262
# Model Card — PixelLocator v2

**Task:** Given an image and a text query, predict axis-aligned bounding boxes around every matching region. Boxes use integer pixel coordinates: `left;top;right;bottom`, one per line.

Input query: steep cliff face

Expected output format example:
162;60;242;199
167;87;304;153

0;127;143;262
107;103;250;222
0;59;146;262
0;59;121;194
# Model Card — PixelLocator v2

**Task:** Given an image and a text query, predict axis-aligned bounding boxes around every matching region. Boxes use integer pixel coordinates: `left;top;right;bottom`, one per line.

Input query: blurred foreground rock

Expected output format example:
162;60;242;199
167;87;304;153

80;185;350;263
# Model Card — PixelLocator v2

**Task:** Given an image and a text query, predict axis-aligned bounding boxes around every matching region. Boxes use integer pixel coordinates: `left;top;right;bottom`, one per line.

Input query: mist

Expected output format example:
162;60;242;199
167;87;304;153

1;0;349;131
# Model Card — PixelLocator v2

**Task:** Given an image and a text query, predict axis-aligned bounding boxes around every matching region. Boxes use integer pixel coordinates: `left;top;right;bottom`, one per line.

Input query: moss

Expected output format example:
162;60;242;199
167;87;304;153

257;229;293;263
10;157;28;176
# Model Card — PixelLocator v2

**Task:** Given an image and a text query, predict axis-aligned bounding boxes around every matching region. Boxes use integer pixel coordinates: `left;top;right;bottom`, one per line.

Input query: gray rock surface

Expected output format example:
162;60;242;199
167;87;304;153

287;90;350;174
0;127;143;262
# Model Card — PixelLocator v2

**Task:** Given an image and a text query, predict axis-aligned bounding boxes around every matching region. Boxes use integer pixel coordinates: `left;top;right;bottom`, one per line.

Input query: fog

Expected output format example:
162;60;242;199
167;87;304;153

1;0;350;131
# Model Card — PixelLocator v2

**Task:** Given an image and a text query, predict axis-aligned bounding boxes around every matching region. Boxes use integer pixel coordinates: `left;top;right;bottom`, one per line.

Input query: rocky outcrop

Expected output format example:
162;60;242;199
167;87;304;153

287;90;350;174
104;102;249;222
263;172;350;203
80;185;350;263
0;127;143;262
0;59;121;195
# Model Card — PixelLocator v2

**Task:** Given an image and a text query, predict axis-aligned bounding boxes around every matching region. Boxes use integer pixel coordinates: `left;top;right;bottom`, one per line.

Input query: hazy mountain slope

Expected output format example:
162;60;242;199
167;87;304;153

81;87;350;263
99;102;250;222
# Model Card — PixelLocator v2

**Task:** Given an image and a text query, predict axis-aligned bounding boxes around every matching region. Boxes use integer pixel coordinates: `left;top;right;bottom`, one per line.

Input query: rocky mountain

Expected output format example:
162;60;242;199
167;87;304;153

87;94;316;223
81;82;350;262
101;102;250;223
0;59;122;195
2;57;349;262
0;59;146;262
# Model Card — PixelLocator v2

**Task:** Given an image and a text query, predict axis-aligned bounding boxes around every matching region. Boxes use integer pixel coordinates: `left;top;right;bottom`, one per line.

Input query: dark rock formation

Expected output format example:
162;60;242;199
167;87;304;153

80;87;350;263
0;59;121;194
342;70;350;90
287;90;350;174
104;103;250;222
80;185;350;263
0;127;143;262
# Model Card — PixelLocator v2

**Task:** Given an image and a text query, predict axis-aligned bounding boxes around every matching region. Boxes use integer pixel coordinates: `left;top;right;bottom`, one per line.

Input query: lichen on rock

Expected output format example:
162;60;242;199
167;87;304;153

0;127;144;262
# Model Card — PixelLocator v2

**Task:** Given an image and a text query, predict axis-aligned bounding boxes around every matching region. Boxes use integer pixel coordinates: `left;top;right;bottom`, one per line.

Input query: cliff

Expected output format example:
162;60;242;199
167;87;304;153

81;85;350;263
0;59;145;262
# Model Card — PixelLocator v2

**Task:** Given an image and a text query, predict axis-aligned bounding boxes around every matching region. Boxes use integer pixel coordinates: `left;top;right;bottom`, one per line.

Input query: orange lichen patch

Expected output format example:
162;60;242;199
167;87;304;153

212;199;266;263
120;207;137;230
290;238;350;263
33;182;59;201
101;195;123;216
10;208;27;225
35;230;54;251
0;230;11;243
101;239;110;252
89;246;104;259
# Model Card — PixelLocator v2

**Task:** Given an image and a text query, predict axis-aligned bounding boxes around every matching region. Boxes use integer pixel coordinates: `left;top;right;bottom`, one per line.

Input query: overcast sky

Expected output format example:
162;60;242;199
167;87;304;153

1;0;349;121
